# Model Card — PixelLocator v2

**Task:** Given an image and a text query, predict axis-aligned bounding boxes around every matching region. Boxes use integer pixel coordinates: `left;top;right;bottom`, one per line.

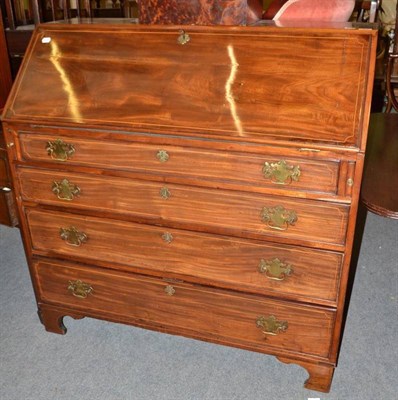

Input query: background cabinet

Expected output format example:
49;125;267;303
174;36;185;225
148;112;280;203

0;7;17;226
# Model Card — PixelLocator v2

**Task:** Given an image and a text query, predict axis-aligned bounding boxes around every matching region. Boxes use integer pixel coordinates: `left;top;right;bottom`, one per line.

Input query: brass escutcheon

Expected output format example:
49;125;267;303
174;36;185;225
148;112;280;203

164;285;175;296
256;315;288;336
52;179;80;201
259;258;293;281
156;150;169;163
68;280;93;299
60;226;88;247
262;160;300;185
160;187;171;199
162;232;173;243
261;205;297;231
46;139;75;161
177;30;190;45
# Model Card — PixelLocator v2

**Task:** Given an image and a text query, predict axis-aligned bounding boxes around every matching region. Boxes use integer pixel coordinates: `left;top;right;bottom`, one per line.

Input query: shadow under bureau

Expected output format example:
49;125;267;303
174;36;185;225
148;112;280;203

1;20;377;393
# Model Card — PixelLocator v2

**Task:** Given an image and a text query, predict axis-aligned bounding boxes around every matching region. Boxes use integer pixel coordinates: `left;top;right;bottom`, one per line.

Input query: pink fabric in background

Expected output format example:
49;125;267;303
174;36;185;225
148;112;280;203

273;0;356;22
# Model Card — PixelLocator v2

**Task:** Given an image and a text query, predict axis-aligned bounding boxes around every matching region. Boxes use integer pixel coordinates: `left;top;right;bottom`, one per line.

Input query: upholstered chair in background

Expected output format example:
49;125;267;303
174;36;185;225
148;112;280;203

138;0;263;25
270;0;356;22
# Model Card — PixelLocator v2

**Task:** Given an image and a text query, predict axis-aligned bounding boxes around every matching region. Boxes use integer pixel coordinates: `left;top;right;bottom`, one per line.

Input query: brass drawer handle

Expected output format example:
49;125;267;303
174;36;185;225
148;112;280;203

156;150;169;163
256;315;288;336
160;187;171;199
261;206;297;231
162;232;173;243
52;179;80;201
262;160;300;185
68;280;93;299
177;30;190;45
46;139;75;161
164;285;175;296
60;227;88;247
259;258;293;281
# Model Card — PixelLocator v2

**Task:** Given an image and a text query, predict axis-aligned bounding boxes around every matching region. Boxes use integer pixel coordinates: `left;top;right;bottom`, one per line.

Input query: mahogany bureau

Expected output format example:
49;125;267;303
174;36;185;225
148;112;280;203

1;20;377;393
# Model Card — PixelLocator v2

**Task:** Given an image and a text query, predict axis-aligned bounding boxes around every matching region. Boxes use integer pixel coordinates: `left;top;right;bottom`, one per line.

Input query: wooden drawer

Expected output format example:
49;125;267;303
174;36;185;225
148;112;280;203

26;208;343;306
18;168;349;248
33;259;335;359
18;132;340;196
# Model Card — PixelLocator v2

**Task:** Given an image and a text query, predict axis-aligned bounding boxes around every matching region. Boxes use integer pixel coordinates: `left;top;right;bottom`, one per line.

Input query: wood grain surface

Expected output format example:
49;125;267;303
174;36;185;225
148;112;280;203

26;207;343;306
18;132;341;196
3;24;375;148
33;258;335;359
18;167;349;248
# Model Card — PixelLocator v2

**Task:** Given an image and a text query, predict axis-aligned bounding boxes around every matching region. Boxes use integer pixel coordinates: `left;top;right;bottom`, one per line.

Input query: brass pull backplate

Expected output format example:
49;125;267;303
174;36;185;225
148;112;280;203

259;258;293;281
164;285;175;296
60;227;88;247
261;206;297;231
177;30;190;45
156;150;169;163
68;280;93;299
262;160;300;185
256;315;288;336
46;139;75;161
52;179;80;201
160;187;171;199
162;232;174;243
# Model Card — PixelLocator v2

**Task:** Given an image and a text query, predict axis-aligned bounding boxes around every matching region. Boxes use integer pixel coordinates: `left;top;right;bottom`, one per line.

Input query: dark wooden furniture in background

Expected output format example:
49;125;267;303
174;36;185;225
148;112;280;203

2;20;377;392
361;1;398;219
354;0;380;22
0;0;138;77
262;0;287;19
1;0;38;77
361;114;398;218
0;7;11;103
385;2;398;114
0;0;381;78
0;7;17;226
138;0;262;24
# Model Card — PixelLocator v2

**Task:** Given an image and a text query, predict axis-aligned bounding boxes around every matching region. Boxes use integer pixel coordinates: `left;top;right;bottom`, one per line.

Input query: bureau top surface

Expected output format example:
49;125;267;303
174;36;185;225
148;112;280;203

2;22;377;150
